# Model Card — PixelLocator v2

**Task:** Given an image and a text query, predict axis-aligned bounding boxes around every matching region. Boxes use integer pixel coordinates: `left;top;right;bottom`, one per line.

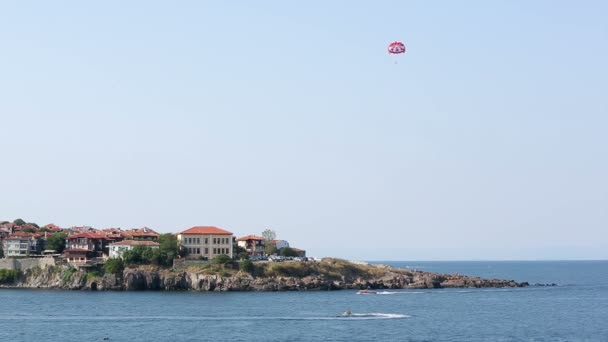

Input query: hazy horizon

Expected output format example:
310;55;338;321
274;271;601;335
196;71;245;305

1;1;606;261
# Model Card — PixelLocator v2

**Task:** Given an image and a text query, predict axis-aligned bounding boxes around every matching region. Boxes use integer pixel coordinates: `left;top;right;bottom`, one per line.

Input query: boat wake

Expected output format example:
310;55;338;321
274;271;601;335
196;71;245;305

376;290;429;295
338;313;410;320
2;313;410;321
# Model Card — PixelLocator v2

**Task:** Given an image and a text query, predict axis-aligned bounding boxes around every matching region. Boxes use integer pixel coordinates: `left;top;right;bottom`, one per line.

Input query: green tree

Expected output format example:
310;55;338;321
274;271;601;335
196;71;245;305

150;248;170;266
261;229;276;242
0;269;20;283
279;247;299;257
0;243;4;258
122;245;150;264
265;241;278;256
104;258;124;275
122;249;140;264
213;254;233;267
158;233;180;260
22;228;35;233
233;244;246;259
237;252;249;260
262;229;277;256
45;232;67;253
38;227;50;233
239;259;254;273
13;218;26;226
26;222;39;228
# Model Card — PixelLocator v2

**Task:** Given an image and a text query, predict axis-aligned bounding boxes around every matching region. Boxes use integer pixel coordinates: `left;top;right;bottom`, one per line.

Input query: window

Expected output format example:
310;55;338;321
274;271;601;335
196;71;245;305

213;248;216;254
204;238;208;244
204;248;208;255
197;248;200;254
196;238;200;244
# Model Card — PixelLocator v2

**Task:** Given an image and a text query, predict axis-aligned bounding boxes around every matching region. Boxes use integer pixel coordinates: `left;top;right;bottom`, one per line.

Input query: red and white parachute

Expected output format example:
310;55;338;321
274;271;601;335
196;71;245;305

388;41;406;54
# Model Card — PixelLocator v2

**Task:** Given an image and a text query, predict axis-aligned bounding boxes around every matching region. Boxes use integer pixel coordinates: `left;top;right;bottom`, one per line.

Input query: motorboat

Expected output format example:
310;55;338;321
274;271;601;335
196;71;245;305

356;289;378;295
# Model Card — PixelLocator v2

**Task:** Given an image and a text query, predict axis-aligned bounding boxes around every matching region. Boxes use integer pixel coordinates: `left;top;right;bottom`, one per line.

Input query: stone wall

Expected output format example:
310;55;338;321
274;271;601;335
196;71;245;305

0;258;16;270
0;257;55;271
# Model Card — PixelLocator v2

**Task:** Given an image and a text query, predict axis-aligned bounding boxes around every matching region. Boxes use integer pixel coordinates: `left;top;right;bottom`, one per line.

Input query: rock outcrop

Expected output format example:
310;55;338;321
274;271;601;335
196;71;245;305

0;258;529;291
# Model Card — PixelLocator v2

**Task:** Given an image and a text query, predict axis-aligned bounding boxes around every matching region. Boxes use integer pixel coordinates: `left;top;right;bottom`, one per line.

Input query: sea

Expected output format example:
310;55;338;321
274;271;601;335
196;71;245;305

0;261;606;342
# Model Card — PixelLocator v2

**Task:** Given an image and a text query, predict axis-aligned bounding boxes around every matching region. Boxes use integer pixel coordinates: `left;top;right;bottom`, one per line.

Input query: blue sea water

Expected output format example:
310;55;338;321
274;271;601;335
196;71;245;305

0;261;607;342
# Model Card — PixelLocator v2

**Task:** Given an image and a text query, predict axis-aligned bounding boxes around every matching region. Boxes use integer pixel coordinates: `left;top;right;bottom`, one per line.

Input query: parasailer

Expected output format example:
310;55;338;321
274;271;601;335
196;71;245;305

388;41;406;64
387;41;406;54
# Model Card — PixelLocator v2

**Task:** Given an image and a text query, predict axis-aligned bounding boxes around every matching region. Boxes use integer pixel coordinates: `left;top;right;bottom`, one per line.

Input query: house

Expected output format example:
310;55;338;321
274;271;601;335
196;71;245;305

101;228;126;244
123;227;160;241
63;231;108;264
2;232;43;256
236;235;265;257
42;224;62;232
0;227;10;240
178;226;233;259
290;247;306;257
272;240;290;250
108;240;160;259
0;222;17;234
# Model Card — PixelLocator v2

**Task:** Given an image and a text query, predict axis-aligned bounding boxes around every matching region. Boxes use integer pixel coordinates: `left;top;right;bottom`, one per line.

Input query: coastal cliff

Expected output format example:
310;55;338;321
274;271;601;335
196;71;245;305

0;258;528;291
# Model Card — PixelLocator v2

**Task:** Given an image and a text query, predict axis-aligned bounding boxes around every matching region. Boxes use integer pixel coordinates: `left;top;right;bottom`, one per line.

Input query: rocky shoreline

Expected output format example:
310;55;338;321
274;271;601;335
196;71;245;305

0;258;529;291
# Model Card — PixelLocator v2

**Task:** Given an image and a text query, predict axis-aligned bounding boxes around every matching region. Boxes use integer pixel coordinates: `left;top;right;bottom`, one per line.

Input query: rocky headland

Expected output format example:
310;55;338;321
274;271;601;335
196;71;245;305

0;257;528;291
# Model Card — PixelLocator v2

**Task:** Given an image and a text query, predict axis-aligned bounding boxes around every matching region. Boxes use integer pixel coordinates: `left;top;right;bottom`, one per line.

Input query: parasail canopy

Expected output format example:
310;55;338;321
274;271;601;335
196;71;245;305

387;41;406;54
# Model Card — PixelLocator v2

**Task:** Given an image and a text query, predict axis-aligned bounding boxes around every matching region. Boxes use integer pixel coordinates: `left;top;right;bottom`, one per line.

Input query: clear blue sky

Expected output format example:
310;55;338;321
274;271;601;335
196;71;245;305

1;1;606;260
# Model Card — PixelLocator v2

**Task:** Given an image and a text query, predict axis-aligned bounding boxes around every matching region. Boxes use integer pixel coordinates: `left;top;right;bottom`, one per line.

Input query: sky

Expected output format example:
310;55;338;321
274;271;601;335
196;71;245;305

1;1;607;261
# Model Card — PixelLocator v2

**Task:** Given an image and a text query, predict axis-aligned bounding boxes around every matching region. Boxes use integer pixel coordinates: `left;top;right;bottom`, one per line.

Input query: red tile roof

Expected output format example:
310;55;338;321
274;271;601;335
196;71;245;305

9;232;35;238
68;231;107;240
43;224;61;231
237;235;264;241
110;240;160;246
123;227;160;237
179;226;232;235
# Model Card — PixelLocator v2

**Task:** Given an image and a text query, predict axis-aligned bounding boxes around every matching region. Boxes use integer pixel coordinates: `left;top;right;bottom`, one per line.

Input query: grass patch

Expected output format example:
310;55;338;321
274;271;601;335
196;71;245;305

85;270;102;283
62;267;77;284
252;259;408;281
0;269;20;284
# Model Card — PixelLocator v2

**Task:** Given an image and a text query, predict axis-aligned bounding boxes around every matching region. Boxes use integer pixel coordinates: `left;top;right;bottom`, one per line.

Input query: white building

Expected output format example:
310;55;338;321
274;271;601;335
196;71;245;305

178;226;233;260
272;240;290;250
108;240;160;259
2;234;42;256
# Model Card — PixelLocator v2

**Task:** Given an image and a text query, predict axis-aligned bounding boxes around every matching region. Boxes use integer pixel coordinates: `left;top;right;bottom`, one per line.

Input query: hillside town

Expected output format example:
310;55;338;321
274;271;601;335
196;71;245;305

0;219;307;267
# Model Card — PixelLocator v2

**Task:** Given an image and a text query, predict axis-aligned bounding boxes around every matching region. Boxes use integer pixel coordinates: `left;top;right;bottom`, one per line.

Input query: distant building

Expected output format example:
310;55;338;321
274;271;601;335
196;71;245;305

63;231;108;264
290;248;306;257
272;240;290;250
108;240;160;259
122;227;160;241
2;233;43;256
101;228;126;244
178;226;233;259
0;227;10;240
236;235;265;257
42;224;62;232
